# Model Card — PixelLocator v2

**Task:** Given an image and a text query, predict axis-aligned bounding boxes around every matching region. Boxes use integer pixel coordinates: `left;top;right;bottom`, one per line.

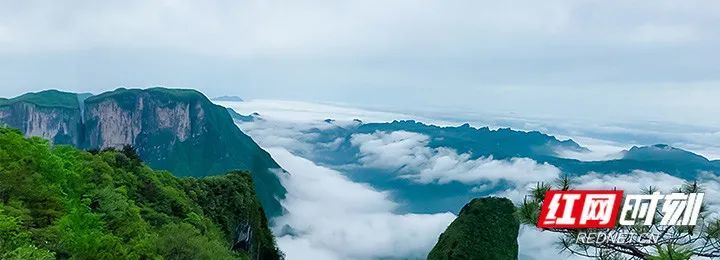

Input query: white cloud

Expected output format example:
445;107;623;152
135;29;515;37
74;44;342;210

631;24;702;44
518;226;586;260
554;136;627;161
350;130;434;170
220;99;459;158
3;0;719;56
497;170;694;204
350;131;560;186
226;99;720;259
268;148;455;260
1;0;566;56
223;99;720;163
573;170;685;192
218;99;451;125
275;236;339;260
573;171;720;218
4;1;720;130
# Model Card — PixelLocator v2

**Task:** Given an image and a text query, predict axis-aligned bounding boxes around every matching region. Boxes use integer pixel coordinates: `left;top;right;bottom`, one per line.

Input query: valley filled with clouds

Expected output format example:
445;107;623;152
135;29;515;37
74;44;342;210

218;99;720;259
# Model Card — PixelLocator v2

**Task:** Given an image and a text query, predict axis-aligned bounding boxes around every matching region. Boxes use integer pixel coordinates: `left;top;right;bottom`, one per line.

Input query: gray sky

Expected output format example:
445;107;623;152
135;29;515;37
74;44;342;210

1;0;719;126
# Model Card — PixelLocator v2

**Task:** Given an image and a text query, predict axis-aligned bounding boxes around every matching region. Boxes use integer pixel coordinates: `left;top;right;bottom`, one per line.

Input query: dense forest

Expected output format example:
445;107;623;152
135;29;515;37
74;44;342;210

428;197;519;260
0;127;281;259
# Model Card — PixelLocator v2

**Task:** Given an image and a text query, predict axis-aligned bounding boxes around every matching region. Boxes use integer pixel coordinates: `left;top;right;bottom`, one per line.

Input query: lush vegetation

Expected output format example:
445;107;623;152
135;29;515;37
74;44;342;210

0;127;280;259
84;88;207;111
0;90;80;109
1;88;286;218
428;197;519;260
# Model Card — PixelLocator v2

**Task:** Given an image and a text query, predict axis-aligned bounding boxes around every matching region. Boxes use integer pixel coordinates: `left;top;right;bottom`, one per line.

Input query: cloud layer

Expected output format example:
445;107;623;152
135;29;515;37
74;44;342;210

268;148;455;259
351;130;560;187
222;99;720;259
3;0;719;57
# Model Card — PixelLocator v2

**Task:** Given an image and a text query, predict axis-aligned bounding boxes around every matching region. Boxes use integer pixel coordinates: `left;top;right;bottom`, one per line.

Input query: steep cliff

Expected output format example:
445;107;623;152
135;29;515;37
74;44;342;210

83;88;286;217
0;88;286;218
0;90;84;145
428;197;519;260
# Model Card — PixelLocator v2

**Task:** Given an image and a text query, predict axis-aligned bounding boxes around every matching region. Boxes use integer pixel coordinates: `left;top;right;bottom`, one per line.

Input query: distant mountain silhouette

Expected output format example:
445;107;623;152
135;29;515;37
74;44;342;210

622;144;710;164
213;95;245;102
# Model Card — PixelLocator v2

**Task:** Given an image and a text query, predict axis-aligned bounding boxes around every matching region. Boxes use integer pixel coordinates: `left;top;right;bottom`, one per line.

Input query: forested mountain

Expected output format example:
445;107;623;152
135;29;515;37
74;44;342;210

0;127;280;259
0;88;286;217
428;197;519;260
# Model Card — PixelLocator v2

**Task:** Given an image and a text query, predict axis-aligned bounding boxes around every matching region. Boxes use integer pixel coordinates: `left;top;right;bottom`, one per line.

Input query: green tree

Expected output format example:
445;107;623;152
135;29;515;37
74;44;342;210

428;197;519;260
0;127;281;259
517;176;720;259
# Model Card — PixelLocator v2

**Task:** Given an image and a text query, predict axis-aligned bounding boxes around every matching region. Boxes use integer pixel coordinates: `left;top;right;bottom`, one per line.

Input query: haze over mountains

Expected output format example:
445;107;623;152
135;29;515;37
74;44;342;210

219;98;720;259
227;106;720;214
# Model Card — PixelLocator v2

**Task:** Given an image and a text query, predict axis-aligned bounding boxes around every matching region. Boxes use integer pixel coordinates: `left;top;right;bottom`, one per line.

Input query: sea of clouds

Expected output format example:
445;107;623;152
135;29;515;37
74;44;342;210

217;99;720;260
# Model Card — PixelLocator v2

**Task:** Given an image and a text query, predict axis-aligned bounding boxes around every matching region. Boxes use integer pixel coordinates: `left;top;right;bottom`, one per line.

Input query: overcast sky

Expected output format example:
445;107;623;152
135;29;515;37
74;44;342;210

1;0;719;126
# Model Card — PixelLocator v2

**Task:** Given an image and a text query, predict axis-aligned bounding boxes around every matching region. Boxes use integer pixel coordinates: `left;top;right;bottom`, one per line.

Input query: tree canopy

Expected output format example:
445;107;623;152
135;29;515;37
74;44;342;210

428;197;519;260
0;127;280;259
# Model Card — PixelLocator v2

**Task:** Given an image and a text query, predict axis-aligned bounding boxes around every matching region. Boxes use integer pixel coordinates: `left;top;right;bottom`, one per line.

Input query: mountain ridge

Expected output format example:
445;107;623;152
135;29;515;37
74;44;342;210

0;89;81;109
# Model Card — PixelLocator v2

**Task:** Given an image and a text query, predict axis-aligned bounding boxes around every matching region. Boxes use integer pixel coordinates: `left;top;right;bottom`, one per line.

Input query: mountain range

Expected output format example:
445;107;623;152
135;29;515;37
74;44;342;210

235;114;719;214
297;118;720;179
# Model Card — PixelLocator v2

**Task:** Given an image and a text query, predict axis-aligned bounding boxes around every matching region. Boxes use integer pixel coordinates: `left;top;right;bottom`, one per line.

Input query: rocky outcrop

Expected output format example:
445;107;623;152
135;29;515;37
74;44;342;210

83;90;196;149
0;91;84;145
428;197;519;260
0;88;287;218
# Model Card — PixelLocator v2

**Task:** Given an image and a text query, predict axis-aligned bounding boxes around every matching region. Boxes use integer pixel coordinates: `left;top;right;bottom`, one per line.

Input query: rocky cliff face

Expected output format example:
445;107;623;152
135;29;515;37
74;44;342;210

0;91;84;145
83;90;196;149
0;88;286;218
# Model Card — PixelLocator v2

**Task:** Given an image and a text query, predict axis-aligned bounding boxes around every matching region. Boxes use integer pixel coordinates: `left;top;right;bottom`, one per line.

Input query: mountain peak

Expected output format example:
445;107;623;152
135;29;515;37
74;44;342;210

428;197;519;259
623;144;709;164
